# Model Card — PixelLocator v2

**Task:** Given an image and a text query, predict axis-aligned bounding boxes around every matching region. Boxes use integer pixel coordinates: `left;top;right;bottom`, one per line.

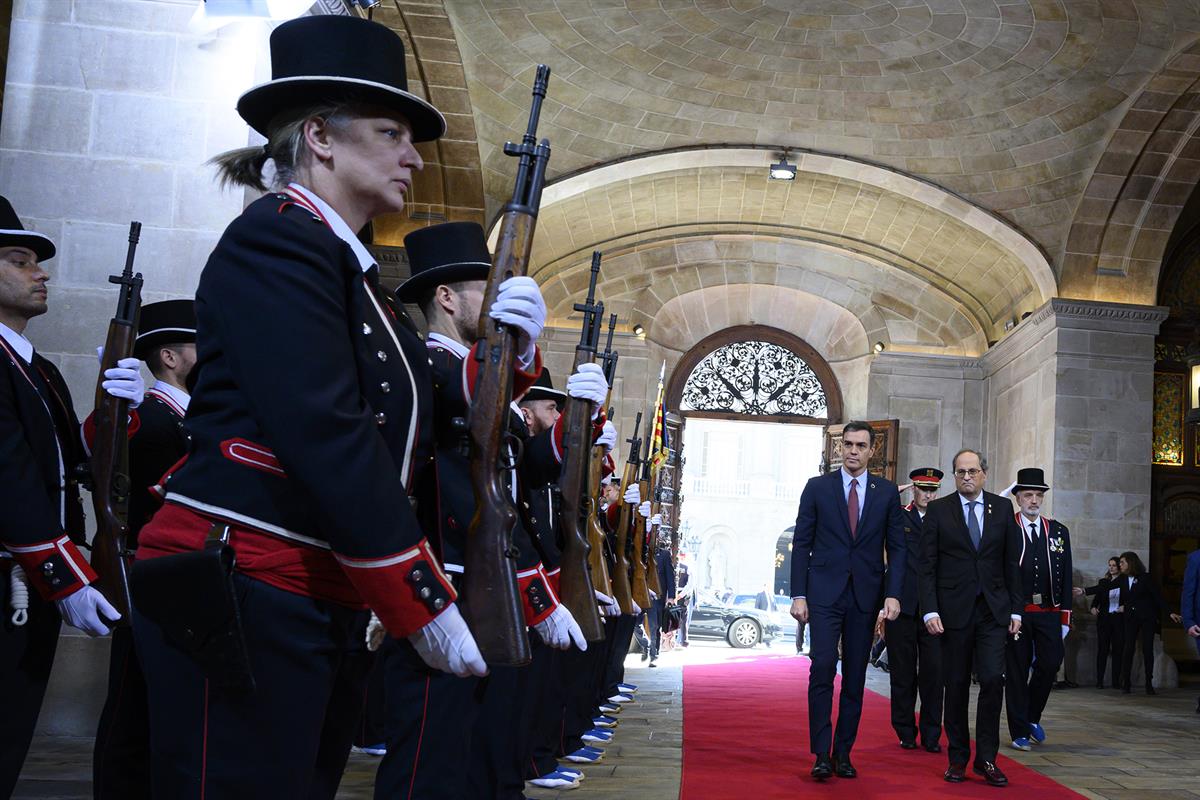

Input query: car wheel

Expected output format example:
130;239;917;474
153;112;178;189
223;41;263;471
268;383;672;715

726;618;761;649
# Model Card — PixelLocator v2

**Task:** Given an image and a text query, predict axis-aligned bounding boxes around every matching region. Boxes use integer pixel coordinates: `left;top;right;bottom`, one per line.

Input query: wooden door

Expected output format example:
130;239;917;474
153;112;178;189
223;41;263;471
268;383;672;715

823;419;899;481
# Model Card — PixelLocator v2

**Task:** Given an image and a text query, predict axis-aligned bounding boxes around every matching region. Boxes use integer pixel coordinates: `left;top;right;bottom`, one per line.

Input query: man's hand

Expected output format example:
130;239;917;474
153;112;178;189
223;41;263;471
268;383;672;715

1090;607;1099;616
924;614;944;635
1072;586;1085;597
789;598;808;623
1170;612;1183;624
1009;617;1022;636
1188;624;1200;638
874;611;885;640
408;604;488;677
883;597;901;621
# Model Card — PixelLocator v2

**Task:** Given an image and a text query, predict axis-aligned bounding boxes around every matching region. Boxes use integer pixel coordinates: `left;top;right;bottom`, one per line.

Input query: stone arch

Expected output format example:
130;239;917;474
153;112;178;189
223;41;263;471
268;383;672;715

1061;39;1200;304
665;324;844;424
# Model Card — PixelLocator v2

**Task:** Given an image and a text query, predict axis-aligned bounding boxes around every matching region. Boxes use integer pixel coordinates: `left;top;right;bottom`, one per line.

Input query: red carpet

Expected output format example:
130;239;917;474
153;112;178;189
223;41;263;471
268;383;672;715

680;655;1085;799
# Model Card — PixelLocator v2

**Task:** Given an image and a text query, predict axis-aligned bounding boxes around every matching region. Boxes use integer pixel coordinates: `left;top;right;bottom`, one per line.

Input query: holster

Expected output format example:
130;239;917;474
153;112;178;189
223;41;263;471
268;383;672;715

130;523;255;693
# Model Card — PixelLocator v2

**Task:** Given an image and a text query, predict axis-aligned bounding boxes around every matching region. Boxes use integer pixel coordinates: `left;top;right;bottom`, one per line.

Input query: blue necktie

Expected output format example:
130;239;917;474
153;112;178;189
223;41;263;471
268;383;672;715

967;501;981;550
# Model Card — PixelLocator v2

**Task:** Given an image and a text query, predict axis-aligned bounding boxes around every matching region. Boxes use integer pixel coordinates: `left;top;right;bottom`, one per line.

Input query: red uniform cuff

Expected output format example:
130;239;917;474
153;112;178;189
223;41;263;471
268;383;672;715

517;563;559;626
1060;609;1071;626
4;535;97;601
82;410;141;453
335;538;457;638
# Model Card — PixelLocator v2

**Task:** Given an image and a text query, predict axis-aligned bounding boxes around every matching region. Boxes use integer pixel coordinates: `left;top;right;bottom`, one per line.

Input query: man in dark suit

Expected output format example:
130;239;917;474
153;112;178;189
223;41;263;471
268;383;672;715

790;421;907;780
1181;548;1200;712
884;467;944;752
919;449;1022;786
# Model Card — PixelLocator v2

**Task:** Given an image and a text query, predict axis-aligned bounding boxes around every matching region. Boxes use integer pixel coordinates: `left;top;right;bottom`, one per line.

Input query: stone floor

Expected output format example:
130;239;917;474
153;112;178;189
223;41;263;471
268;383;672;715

13;640;1200;799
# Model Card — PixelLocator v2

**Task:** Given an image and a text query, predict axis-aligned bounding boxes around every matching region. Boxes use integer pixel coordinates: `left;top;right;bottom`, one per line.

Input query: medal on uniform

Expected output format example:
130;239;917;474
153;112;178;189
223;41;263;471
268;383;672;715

1032;593;1043;605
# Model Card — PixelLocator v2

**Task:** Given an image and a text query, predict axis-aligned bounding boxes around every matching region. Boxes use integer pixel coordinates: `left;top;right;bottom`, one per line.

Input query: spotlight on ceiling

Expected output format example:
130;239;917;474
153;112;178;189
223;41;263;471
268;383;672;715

873;341;885;353
632;323;645;336
769;152;796;181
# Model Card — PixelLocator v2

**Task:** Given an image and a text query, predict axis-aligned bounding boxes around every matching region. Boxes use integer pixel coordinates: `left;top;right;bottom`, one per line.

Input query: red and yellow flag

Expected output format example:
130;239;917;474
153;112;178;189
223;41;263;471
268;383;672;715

650;361;669;477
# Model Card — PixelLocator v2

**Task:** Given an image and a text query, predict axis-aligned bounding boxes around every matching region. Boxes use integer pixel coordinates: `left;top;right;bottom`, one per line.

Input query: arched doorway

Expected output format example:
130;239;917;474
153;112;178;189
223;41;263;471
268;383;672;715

669;325;840;605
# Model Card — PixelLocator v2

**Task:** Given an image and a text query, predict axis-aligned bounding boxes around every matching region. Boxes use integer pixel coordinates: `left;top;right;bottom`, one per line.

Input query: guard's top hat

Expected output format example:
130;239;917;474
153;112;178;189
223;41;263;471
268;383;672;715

236;15;446;142
909;467;943;489
1011;467;1050;494
396;222;491;303
523;367;566;408
135;299;197;361
0;196;55;261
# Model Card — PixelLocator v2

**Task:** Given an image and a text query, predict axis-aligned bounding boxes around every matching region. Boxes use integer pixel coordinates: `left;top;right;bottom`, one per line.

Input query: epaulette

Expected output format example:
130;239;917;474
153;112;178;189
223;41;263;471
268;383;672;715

275;196;323;223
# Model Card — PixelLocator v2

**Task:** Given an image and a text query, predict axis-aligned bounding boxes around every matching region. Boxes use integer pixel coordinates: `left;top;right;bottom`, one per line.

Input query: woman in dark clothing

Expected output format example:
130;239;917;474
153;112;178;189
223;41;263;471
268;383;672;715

1083;556;1125;688
1117;551;1162;695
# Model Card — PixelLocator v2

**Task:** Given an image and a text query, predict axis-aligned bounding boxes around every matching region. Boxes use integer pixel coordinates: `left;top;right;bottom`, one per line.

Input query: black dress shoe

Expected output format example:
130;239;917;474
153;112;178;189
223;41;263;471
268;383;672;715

974;761;1008;786
899;740;918;750
923;741;942;753
832;754;857;778
811;754;833;780
944;764;967;783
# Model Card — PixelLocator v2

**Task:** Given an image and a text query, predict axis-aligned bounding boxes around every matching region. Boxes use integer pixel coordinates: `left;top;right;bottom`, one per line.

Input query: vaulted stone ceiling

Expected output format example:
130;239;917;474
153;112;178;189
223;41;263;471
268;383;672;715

429;0;1200;358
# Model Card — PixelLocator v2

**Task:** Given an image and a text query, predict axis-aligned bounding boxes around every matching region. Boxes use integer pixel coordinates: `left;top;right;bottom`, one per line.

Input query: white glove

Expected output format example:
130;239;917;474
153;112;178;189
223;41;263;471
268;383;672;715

595;588;620;617
650;513;663;527
596;421;617;452
566;362;608;413
96;348;145;409
648;589;658;601
534;604;588;651
623;484;641;505
629;600;642;615
489;276;546;369
1061;624;1069;640
638;500;651;518
366;612;386;652
55;585;120;637
407;604;489;677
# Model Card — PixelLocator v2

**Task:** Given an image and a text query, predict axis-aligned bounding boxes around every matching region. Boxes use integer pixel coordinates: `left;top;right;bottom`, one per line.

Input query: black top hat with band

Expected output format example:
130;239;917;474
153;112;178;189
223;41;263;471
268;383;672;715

909;467;943;489
135;299;197;361
237;15;446;142
396;221;492;303
1011;467;1050;494
0;196;55;261
523;367;566;408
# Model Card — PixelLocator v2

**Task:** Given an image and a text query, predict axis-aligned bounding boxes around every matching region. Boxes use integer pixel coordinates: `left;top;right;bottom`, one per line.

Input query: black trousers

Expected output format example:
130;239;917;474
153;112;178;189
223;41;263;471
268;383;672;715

93;624;151;799
373;636;480;800
527;644;565;777
602;614;636;699
1120;614;1156;690
354;652;388;748
807;590;874;757
647;601;664;660
884;612;943;746
0;582;60;800
1095;612;1124;686
134;574;372;800
466;664;528;800
942;595;1007;766
1005;610;1063;739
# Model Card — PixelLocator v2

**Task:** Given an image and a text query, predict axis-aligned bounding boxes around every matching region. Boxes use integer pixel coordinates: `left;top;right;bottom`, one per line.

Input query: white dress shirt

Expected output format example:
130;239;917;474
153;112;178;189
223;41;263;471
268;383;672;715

0;320;34;364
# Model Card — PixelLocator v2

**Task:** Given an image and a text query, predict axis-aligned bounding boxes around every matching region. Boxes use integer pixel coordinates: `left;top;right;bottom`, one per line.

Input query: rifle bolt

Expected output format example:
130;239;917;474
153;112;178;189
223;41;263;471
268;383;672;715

419;587;431;599
380;382;390;394
363;323;372;335
375;413;387;426
376;350;388;362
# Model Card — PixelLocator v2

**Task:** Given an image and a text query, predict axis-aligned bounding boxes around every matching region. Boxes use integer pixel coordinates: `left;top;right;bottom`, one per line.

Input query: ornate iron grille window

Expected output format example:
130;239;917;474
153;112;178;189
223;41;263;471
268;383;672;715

680;340;828;418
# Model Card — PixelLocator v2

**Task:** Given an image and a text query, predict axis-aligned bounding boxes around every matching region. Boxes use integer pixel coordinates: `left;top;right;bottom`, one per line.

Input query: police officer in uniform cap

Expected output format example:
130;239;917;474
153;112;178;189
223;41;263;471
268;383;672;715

1005;467;1073;752
0;195;145;798
132;16;488;798
92;298;196;799
374;220;595;800
883;467;944;752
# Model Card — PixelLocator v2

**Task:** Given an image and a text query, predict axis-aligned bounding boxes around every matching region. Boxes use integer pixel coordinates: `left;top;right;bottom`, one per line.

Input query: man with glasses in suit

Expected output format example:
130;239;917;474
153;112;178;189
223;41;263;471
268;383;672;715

919;450;1022;787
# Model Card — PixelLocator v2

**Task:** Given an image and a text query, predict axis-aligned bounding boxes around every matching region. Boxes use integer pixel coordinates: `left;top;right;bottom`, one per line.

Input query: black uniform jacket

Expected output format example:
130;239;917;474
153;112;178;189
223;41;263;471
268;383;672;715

919;491;1022;630
128;387;187;543
143;193;455;637
425;340;558;624
897;504;924;615
1015;514;1073;624
0;338;93;600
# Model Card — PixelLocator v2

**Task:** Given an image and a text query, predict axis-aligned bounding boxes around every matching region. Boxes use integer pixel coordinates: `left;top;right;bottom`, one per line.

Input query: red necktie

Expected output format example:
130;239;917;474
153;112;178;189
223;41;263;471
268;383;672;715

848;478;859;539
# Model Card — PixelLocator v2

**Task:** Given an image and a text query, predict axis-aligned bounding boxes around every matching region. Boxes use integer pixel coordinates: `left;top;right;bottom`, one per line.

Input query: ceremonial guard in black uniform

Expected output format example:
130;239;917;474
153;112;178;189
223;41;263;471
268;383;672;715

884;467;944;752
373;221;591;800
130;17;499;799
1005;467;1073;751
92;299;196;800
0;197;144;798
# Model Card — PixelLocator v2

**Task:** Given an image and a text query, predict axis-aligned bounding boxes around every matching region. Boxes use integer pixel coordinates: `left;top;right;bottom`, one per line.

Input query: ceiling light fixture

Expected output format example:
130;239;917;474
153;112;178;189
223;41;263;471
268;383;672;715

769;151;796;181
873;341;885;353
632;323;645;336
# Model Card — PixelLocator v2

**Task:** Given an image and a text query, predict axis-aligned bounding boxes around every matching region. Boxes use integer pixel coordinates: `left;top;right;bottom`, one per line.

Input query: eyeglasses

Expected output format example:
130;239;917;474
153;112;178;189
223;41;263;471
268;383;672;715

953;468;983;478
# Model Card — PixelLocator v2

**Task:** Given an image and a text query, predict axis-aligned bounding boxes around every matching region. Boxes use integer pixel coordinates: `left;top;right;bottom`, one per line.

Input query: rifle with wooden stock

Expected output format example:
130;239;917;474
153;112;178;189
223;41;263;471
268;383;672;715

627;425;651;610
554;251;605;643
88;221;144;624
583;314;619;605
463;65;552;667
612;411;641;614
640;433;661;599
